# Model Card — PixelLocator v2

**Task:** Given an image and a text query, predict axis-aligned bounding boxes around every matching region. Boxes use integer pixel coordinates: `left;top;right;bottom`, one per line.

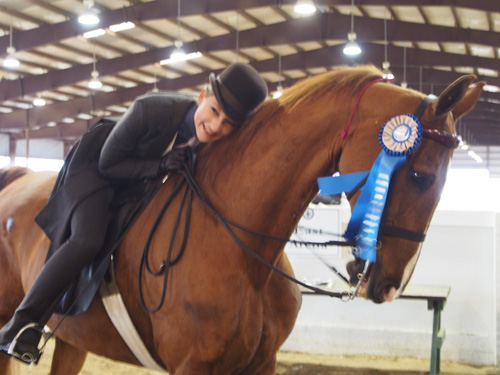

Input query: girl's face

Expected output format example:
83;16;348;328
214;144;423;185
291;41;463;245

193;89;237;143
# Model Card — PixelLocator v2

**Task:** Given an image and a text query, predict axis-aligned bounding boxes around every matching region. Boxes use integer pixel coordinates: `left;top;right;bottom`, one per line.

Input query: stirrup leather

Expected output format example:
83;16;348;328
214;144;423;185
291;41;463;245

7;323;51;366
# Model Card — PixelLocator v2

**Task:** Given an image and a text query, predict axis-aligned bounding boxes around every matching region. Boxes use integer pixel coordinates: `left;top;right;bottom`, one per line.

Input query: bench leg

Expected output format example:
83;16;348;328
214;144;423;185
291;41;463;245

429;300;446;375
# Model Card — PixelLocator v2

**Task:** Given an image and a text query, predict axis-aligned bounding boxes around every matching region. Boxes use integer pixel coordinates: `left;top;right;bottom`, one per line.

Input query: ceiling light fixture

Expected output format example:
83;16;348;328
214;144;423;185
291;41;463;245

78;13;99;25
78;0;100;25
160;51;202;65
3;18;20;68
152;74;159;92
400;46;408;88
343;0;361;56
273;83;283;99
33;95;46;107
382;10;394;80
294;0;317;15
170;0;186;62
109;21;135;32
88;45;102;89
273;49;284;99
343;33;361;56
83;28;105;39
170;40;187;62
88;70;102;89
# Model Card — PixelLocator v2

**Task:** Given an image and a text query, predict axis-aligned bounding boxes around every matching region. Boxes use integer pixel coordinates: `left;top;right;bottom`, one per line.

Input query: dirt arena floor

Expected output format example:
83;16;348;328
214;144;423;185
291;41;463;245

17;339;497;375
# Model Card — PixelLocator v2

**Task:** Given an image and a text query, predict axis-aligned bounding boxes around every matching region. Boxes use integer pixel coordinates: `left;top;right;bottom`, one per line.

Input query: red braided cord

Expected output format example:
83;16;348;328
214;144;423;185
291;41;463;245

340;77;390;140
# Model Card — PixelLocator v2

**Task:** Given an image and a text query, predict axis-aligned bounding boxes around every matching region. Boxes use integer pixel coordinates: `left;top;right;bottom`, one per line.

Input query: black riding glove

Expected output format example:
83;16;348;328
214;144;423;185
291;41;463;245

158;146;190;175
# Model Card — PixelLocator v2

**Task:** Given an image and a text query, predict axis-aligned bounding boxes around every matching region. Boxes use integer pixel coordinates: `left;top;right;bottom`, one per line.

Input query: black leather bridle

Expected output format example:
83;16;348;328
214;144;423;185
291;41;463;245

349;94;459;245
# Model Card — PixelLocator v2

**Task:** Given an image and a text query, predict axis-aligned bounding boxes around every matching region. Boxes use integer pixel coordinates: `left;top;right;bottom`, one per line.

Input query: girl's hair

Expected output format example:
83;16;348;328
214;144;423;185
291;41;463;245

205;83;214;97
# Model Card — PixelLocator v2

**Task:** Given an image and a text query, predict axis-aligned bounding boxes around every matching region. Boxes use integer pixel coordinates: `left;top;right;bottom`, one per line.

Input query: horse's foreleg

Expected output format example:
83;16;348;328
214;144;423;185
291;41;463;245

255;357;277;375
49;337;87;375
243;355;277;375
0;244;24;375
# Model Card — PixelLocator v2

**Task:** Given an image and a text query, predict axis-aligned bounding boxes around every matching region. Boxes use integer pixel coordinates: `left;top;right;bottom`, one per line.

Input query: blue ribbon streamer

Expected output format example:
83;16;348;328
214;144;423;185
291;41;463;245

316;107;427;263
317;171;369;196
343;152;406;262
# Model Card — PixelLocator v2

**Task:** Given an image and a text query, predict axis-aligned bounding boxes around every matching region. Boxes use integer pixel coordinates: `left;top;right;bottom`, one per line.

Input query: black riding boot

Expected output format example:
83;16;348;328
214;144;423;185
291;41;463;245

0;269;62;365
0;235;99;366
0;239;79;365
0;187;112;366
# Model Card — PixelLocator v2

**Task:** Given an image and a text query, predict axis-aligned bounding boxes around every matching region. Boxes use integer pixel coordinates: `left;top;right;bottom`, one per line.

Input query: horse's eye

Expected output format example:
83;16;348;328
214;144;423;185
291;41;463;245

410;170;435;191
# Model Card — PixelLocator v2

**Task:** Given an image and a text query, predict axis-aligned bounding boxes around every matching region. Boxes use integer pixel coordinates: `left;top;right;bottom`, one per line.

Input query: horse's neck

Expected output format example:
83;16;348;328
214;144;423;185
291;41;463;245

197;104;344;277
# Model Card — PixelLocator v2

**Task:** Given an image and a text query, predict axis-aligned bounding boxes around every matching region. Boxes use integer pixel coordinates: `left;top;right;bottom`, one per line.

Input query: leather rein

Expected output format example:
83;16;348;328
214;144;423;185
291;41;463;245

138;152;355;307
138;93;460;306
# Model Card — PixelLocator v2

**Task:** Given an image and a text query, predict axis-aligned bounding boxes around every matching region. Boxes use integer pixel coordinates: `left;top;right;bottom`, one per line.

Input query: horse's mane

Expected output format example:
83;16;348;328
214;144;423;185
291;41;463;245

197;65;384;183
274;65;383;112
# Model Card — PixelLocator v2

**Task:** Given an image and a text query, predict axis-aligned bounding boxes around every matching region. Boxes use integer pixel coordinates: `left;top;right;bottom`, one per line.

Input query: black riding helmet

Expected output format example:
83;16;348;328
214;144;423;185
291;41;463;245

209;63;268;125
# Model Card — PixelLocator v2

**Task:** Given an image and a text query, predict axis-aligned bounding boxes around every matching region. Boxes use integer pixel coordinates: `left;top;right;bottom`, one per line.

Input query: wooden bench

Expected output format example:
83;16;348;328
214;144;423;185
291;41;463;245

399;285;450;375
301;284;451;375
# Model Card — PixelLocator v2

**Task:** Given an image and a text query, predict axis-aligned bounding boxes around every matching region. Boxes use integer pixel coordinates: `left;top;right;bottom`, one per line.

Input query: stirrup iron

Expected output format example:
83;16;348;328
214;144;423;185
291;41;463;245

7;323;51;367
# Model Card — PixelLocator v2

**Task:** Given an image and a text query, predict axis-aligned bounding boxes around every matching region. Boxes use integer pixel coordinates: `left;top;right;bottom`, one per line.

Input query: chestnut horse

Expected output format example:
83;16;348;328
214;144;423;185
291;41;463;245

0;66;483;375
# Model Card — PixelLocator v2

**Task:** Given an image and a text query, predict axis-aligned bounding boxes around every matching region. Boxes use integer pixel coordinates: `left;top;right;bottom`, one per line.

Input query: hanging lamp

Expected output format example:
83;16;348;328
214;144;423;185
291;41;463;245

78;0;100;25
33;94;46;107
400;46;408;88
88;45;102;89
294;0;316;15
170;0;186;62
273;49;284;99
343;0;361;56
3;18;20;68
382;11;394;80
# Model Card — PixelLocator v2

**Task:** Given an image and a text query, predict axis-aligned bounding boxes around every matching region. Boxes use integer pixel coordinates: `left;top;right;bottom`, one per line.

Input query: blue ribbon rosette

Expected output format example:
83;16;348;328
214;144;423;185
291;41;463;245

317;114;423;262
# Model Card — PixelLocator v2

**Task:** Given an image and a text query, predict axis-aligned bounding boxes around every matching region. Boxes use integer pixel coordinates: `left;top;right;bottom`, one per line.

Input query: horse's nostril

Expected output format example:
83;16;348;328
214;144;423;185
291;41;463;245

384;285;398;302
372;283;399;304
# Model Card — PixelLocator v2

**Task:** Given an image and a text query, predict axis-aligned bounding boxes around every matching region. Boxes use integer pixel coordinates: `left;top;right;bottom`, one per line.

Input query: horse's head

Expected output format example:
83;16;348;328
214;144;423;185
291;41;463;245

339;74;484;303
194;66;483;303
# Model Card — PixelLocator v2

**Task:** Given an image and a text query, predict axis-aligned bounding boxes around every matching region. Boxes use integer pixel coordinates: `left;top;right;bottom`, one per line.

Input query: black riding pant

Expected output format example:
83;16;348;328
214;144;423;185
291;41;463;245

0;186;114;344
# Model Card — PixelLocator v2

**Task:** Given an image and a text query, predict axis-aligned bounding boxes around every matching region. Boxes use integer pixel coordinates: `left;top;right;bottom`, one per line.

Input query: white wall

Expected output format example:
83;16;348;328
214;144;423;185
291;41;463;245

282;204;497;367
0;134;9;156
0;138;65;171
15;138;64;160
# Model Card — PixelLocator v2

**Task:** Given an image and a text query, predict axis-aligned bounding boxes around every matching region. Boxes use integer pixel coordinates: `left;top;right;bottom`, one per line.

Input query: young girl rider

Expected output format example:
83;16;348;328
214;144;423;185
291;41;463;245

0;62;268;366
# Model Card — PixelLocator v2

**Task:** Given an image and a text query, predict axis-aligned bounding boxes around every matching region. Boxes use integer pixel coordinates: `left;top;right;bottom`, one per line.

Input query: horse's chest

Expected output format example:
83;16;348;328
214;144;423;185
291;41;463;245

160;296;267;372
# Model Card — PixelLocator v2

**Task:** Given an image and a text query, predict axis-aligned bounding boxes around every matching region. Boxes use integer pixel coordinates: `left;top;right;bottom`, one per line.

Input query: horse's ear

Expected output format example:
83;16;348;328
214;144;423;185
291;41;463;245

451;80;486;120
433;75;479;118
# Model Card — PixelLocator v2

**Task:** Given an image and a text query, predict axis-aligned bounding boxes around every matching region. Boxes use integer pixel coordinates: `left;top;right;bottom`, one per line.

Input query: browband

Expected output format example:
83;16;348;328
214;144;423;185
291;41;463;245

419;94;460;149
423;129;460;149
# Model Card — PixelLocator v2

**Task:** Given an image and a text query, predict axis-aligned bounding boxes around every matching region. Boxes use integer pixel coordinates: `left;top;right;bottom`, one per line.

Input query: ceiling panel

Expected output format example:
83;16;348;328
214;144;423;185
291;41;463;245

0;0;497;156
